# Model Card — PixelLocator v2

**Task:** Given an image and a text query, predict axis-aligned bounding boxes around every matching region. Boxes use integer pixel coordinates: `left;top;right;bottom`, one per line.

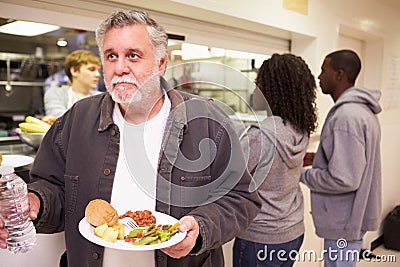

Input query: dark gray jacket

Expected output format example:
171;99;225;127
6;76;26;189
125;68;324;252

28;84;260;267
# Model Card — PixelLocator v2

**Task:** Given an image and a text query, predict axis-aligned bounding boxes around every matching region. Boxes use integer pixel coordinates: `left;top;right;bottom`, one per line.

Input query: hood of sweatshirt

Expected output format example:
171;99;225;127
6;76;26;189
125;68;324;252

259;116;309;169
332;87;382;115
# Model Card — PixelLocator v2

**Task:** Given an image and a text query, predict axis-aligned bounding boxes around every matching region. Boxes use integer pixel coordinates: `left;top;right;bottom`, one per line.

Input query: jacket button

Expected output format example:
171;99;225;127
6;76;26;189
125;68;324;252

104;169;111;175
180;176;186;181
92;252;99;259
111;129;116;136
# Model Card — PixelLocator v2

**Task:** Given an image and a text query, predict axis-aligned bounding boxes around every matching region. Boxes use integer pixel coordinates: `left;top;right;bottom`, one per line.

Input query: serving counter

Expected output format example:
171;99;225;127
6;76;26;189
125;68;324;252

0;140;66;267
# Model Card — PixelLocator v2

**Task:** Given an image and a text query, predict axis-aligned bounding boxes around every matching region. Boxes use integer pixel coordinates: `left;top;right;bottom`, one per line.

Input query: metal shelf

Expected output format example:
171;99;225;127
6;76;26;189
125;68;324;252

0;81;45;87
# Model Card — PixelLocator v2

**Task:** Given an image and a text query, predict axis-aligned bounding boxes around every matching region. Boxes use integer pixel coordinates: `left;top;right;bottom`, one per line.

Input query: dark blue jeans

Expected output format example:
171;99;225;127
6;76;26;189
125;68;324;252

233;235;304;267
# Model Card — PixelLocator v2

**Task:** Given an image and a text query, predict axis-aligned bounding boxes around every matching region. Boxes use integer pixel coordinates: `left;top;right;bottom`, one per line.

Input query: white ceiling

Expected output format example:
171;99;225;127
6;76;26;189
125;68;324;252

0;0;399;59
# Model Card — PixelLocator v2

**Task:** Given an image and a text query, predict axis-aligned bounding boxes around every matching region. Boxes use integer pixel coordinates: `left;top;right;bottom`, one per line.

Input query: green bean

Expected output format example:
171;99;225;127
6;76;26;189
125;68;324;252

125;228;145;238
133;236;159;245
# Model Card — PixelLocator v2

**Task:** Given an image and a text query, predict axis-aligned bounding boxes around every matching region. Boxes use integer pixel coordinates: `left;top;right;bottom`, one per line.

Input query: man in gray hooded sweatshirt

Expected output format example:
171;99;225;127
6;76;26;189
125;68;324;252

301;49;382;267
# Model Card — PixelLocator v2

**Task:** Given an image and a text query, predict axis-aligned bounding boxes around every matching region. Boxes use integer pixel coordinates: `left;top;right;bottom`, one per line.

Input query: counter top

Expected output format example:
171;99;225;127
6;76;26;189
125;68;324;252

0;143;36;157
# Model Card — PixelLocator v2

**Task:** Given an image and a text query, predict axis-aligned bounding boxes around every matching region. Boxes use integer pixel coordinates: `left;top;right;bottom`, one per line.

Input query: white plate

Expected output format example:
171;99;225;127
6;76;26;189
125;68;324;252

1;155;34;168
79;211;186;251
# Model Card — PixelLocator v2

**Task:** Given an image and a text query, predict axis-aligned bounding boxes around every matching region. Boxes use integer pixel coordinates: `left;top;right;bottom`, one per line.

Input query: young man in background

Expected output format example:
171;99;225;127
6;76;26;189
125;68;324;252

301;49;382;267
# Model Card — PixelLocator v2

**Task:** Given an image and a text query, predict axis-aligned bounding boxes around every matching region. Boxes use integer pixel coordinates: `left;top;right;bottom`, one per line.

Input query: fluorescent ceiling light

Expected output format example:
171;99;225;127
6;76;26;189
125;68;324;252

171;50;183;56
0;20;59;36
57;38;68;47
168;40;176;46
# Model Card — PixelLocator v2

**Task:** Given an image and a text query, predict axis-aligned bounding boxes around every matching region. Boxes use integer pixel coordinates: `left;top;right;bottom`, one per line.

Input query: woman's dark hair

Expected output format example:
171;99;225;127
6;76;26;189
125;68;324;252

256;53;318;136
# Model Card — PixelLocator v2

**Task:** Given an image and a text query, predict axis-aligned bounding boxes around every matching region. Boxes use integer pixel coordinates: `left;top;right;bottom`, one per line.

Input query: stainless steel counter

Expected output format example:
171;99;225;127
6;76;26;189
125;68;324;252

0;143;36;157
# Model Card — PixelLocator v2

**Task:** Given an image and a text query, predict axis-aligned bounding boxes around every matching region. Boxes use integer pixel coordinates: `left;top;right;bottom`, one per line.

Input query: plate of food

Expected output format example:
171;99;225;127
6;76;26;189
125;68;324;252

79;199;186;251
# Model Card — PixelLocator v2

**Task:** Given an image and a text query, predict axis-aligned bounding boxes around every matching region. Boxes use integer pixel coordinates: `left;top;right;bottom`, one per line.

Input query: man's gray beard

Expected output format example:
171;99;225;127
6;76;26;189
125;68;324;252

107;82;140;104
110;74;160;107
110;88;141;104
111;74;162;113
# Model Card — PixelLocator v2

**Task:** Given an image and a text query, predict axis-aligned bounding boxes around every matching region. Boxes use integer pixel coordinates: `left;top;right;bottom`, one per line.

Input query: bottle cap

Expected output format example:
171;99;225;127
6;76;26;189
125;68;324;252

0;165;15;175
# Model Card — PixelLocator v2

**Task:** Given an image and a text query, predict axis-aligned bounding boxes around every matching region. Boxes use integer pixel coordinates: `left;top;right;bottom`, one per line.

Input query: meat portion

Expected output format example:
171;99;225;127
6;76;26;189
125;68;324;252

119;210;156;226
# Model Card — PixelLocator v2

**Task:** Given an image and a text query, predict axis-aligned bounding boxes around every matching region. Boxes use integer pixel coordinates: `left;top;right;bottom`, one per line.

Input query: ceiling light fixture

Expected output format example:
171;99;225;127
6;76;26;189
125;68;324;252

171;50;183;56
168;40;177;46
0;20;59;36
57;38;68;47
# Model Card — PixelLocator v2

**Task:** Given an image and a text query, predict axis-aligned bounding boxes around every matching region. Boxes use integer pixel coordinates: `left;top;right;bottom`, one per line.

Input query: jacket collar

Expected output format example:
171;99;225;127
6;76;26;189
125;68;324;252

162;78;187;127
98;93;115;132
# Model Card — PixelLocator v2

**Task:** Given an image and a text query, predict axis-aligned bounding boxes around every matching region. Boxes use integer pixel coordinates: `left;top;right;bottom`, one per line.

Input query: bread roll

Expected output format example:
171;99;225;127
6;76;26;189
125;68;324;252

85;199;119;227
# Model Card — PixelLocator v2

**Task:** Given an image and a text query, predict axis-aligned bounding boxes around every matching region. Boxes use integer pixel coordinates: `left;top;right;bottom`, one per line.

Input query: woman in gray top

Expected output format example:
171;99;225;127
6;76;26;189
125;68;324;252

233;54;318;267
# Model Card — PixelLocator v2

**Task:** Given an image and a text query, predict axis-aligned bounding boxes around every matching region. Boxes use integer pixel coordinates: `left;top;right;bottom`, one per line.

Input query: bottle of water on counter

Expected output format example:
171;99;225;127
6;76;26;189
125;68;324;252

0;165;36;254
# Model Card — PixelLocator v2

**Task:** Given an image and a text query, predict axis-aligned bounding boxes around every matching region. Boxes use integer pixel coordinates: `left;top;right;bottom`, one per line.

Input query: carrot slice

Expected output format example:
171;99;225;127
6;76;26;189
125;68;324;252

169;221;180;231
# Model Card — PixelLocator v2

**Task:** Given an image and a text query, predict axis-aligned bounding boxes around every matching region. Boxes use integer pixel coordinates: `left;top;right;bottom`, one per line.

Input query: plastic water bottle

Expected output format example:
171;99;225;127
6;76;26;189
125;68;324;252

0;165;36;254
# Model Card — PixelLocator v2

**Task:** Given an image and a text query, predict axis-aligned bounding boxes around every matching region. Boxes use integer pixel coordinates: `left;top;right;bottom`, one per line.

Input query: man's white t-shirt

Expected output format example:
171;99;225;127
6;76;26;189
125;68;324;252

103;95;171;267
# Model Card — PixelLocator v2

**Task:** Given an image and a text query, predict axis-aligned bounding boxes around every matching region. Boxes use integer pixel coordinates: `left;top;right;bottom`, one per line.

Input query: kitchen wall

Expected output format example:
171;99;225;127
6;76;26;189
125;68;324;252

0;0;399;266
